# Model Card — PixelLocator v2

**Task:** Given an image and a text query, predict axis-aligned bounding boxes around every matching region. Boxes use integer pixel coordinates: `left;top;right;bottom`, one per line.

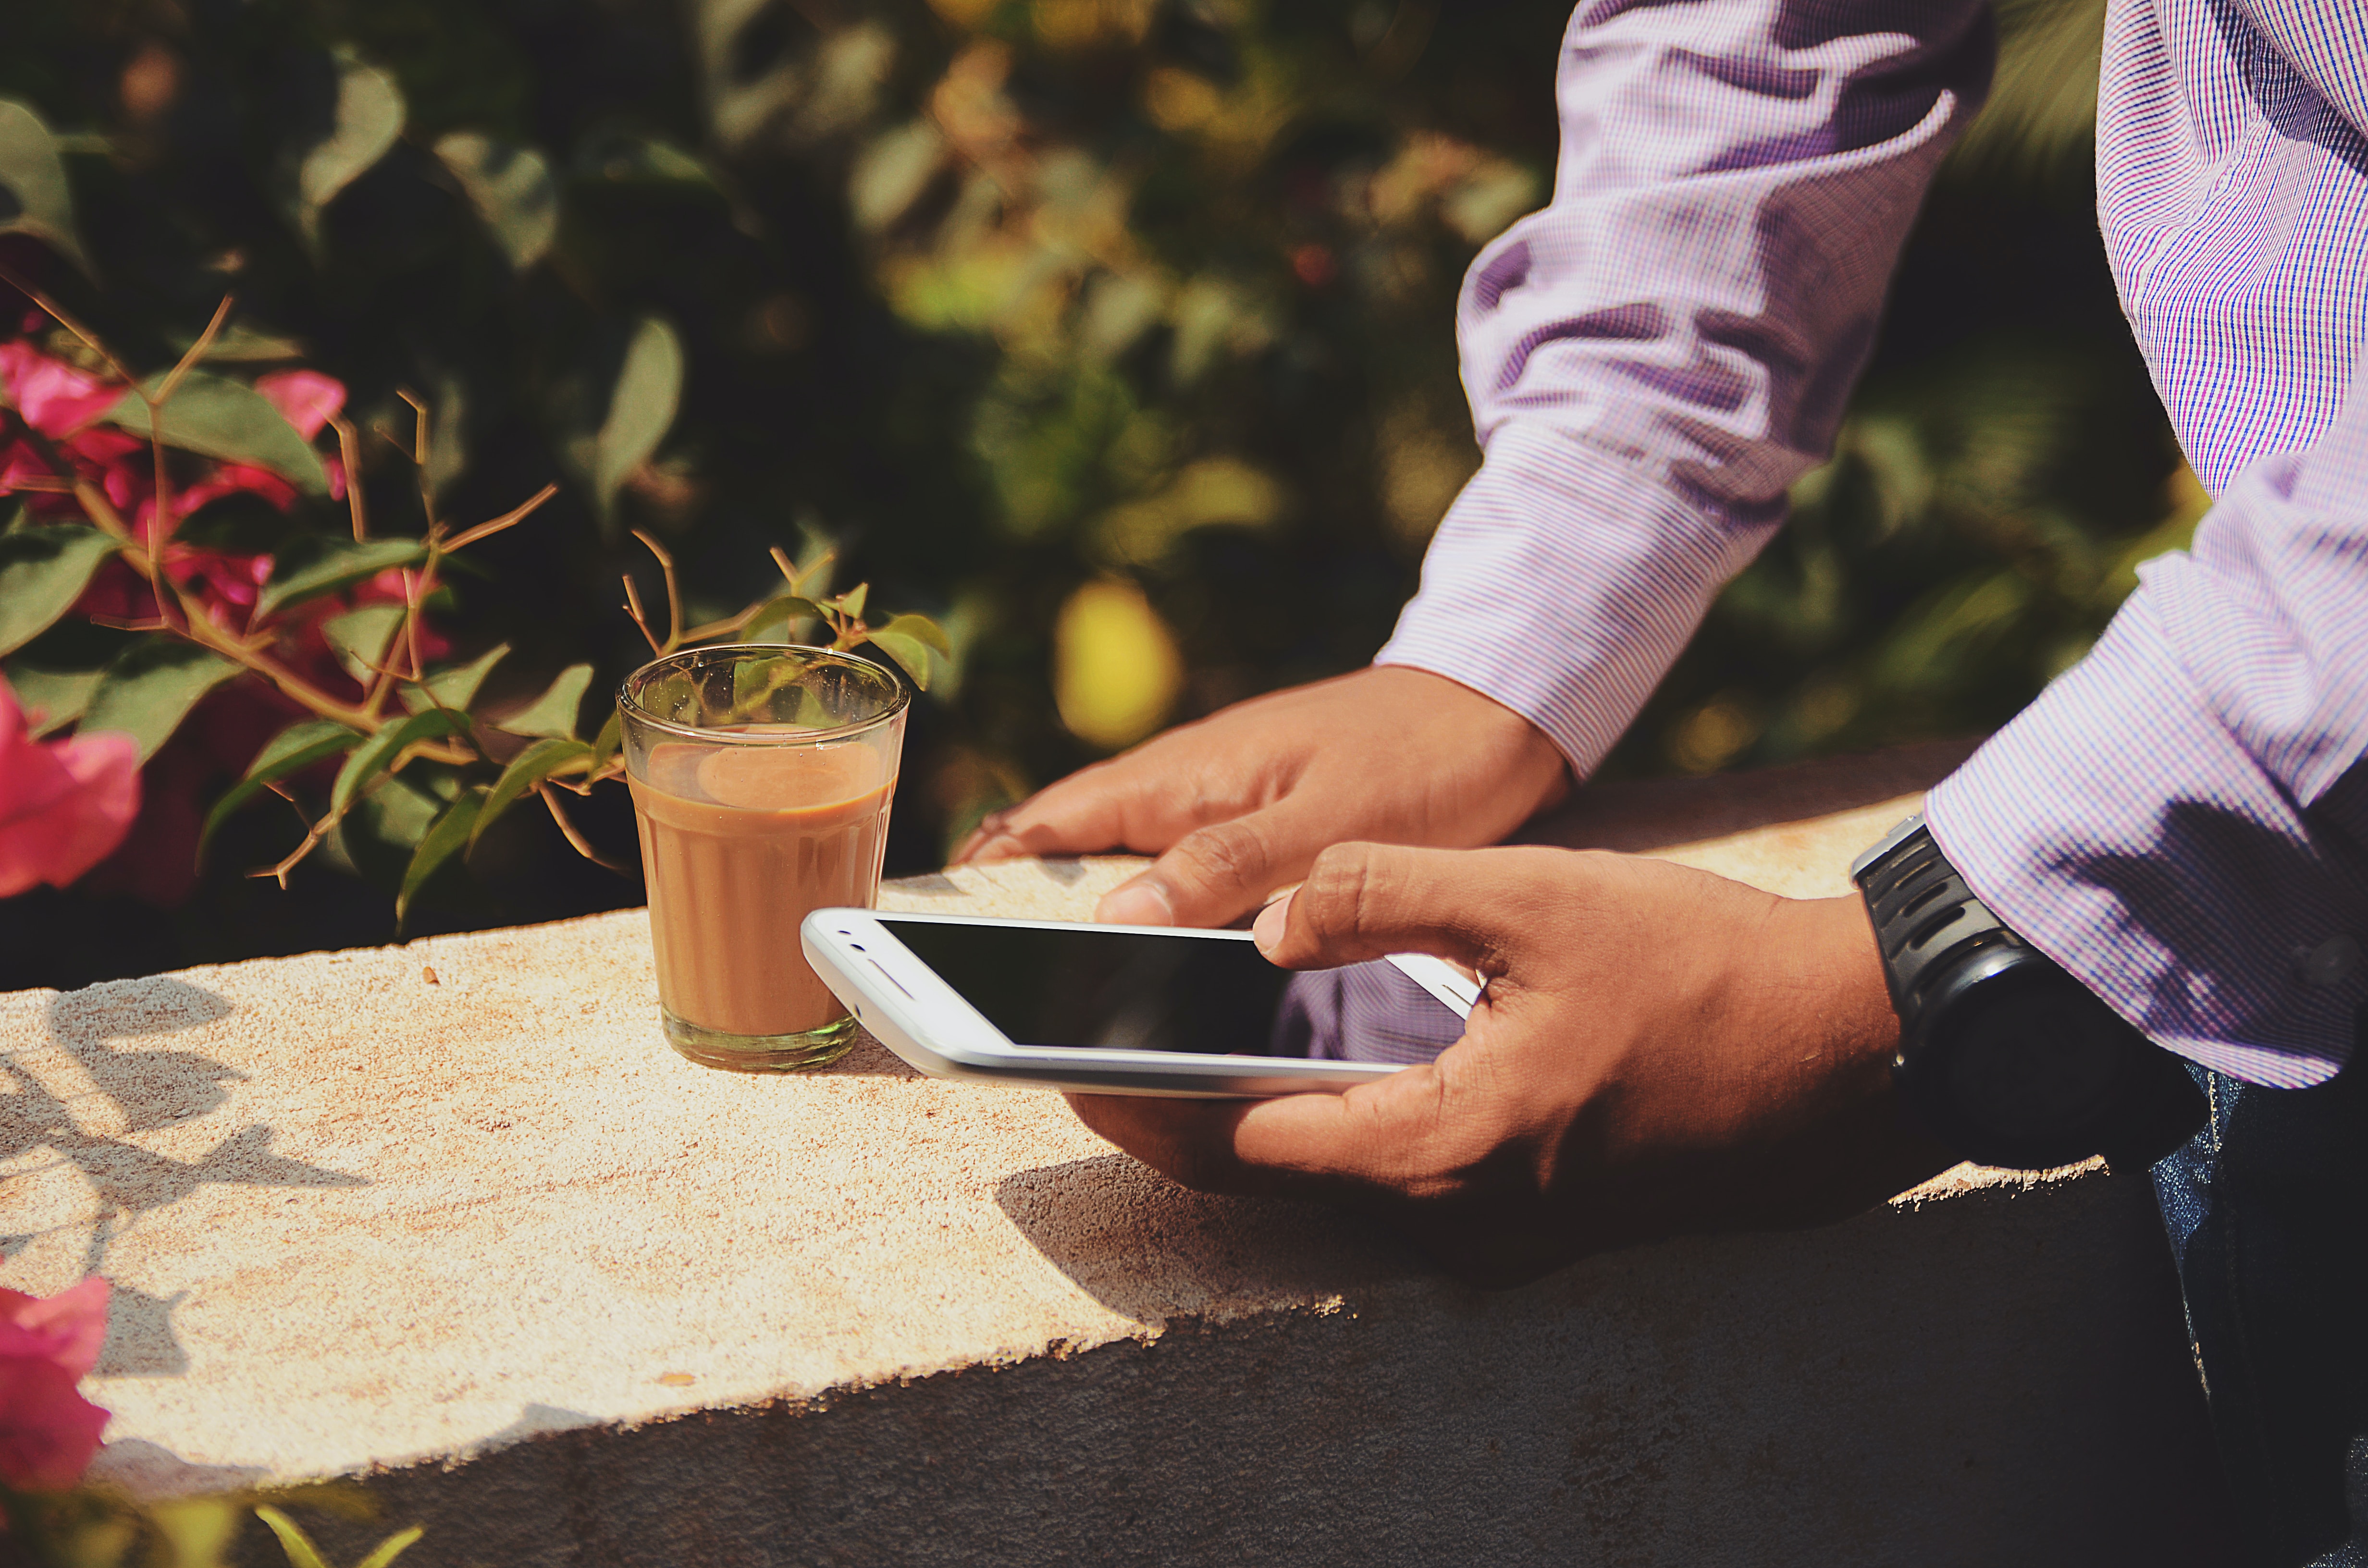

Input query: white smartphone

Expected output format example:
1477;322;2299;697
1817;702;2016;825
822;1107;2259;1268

801;908;1479;1097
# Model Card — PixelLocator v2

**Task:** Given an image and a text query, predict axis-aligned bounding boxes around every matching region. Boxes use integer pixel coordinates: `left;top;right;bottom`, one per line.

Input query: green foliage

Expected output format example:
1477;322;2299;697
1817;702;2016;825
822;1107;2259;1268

495;662;592;739
0;98;89;273
201;718;360;858
0;1484;423;1568
402;643;510;713
591;317;684;527
474;735;594;850
433;132;557;270
331;707;469;816
0;522;117;657
7;663;102;735
866;611;951;690
83;639;238;761
255;1505;422;1568
397;785;483;924
288;54;406;247
104;375;333;495
256;541;429;621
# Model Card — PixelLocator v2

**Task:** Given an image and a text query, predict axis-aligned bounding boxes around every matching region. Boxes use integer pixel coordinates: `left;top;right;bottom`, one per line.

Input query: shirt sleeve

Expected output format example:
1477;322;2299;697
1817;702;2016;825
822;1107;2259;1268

1924;340;2368;1088
1376;0;1995;775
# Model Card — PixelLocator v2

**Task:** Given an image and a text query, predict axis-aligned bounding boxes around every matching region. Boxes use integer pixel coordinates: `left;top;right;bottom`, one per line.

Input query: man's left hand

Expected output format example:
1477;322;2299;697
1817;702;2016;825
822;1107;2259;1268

1063;843;1958;1286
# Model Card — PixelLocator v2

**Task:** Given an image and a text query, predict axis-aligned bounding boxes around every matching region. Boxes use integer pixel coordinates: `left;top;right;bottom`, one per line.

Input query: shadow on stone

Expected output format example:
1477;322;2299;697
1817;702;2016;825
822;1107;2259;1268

45;978;242;1133
809;1029;922;1080
97;1278;192;1376
473;1402;604;1453
992;1152;1407;1327
1;976;369;1385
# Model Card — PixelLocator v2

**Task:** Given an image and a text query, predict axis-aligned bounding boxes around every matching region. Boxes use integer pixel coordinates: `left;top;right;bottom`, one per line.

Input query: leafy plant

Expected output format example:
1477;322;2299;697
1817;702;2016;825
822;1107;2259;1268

254;1506;420;1568
0;250;941;929
0;1482;422;1568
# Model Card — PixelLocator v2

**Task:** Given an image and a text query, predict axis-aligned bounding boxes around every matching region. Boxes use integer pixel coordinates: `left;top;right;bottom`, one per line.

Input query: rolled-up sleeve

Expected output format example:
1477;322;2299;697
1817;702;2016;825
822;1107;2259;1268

1925;343;2368;1087
1378;0;1995;774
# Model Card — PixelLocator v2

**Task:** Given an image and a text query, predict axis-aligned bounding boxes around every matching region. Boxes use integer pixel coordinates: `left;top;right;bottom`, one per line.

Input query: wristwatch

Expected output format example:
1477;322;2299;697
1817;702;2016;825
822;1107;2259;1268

1850;814;2207;1171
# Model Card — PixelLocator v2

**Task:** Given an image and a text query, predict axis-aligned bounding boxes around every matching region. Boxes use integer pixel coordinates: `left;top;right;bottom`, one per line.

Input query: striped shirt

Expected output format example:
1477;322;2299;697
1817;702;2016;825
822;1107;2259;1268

1376;0;2368;1087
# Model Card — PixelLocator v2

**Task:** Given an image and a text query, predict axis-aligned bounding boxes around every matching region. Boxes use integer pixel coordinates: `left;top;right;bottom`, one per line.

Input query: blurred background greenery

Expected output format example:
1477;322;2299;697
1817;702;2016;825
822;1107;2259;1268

0;0;2186;991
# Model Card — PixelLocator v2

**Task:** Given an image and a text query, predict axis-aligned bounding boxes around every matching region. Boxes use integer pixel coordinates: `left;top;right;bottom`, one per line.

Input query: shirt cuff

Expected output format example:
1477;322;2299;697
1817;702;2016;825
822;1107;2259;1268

1924;585;2368;1089
1375;420;1776;778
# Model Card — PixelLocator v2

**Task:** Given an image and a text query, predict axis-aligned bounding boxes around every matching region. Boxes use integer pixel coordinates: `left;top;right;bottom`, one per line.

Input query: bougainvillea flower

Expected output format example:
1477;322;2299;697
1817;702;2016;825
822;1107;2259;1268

253;369;345;440
0;1276;111;1492
0;340;123;437
0;675;141;898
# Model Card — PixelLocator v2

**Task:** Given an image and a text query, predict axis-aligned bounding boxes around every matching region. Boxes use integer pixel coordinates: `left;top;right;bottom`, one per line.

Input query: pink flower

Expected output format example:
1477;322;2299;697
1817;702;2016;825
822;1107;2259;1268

0;341;123;437
253;370;345;441
0;1277;111;1492
0;675;142;899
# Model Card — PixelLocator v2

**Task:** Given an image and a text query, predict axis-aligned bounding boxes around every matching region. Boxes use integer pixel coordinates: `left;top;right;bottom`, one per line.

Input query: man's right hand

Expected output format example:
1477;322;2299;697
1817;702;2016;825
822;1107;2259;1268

950;665;1572;929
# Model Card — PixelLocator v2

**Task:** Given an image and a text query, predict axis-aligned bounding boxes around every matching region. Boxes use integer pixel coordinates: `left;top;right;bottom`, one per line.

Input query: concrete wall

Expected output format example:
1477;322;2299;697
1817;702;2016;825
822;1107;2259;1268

0;749;2236;1564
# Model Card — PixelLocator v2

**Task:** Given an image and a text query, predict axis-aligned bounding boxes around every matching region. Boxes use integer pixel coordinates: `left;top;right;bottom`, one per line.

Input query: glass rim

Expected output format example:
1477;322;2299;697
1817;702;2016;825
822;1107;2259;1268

617;642;913;747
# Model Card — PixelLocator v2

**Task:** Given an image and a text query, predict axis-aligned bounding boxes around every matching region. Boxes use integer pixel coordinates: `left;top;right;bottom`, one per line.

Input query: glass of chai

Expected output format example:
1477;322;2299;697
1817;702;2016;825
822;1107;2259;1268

619;645;909;1072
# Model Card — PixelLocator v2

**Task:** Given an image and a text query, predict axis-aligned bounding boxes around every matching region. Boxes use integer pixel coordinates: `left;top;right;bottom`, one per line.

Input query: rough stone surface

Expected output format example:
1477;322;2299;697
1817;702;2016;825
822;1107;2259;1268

0;745;2235;1563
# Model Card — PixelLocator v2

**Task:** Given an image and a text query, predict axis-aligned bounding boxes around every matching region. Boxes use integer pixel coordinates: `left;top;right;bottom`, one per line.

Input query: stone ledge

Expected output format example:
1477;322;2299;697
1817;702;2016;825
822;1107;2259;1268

0;745;2236;1562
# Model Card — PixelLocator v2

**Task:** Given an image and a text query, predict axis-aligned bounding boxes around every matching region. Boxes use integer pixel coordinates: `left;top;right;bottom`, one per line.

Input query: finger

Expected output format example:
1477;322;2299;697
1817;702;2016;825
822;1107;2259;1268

952;745;1245;867
1095;801;1324;928
1255;842;1544;974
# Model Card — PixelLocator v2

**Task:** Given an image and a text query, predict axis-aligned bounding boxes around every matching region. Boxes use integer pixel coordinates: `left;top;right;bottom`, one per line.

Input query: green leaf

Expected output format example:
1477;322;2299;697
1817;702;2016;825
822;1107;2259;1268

331;708;470;818
398;788;484;926
82;639;239;761
322;603;405;684
345;773;444;874
0;99;91;274
434;133;557;271
198;717;358;859
178;323;308;364
742;593;824;644
871;612;950;657
495;663;592;739
472;737;594;852
402;643;509;715
0;523;118;657
862;628;934;691
255;539;426;621
592;317;682;523
835;582;869;623
252;1507;333;1568
104;373;333;496
588;708;624;771
291;54;405;245
354;1524;426;1568
729;652;800;717
5;663;104;737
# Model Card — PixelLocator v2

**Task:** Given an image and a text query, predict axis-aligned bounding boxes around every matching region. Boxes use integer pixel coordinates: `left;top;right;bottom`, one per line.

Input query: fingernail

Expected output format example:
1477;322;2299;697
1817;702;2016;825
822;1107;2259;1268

1098;881;1175;926
1251;890;1295;955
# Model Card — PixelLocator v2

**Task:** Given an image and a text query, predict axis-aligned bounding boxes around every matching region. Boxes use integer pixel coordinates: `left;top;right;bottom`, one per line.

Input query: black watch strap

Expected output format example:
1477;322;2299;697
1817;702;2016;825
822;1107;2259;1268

1851;816;2207;1171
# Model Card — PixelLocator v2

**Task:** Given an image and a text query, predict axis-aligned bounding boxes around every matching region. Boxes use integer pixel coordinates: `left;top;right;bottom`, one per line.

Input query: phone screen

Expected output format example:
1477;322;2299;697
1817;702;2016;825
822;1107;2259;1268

876;917;1462;1064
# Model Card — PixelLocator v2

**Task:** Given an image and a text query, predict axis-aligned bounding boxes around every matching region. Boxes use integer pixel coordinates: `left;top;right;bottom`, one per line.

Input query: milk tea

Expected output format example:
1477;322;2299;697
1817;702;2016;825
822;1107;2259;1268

629;735;894;1038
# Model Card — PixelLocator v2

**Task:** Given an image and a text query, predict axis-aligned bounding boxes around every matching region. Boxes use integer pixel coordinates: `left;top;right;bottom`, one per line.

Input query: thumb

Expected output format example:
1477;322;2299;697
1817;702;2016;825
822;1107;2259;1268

1252;842;1531;976
1095;803;1319;929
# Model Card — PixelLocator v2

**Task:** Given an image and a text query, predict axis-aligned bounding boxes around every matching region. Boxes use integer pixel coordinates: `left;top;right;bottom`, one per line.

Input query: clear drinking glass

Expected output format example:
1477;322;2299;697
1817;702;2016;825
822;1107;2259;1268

619;645;909;1072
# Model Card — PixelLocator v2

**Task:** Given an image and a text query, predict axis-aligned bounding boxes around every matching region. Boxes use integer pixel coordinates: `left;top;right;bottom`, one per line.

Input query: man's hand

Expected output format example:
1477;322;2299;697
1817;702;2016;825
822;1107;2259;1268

1063;843;1956;1286
952;667;1571;929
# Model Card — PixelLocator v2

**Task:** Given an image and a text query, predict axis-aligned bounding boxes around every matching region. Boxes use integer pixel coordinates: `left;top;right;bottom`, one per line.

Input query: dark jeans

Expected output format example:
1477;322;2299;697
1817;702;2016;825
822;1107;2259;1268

2154;1057;2368;1565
